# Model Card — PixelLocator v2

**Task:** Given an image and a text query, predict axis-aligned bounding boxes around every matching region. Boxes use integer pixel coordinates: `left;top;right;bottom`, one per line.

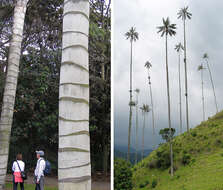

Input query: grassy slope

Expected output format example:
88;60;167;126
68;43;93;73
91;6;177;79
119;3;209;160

133;111;223;190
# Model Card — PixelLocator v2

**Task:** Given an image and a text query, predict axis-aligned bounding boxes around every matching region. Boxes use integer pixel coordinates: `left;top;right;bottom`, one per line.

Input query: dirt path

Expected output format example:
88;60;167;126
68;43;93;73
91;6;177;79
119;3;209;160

6;175;110;190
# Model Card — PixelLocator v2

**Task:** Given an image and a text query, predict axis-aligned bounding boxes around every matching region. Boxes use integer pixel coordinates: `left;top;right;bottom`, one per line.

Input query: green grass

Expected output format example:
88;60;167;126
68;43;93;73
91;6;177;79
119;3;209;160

133;111;223;190
6;183;58;190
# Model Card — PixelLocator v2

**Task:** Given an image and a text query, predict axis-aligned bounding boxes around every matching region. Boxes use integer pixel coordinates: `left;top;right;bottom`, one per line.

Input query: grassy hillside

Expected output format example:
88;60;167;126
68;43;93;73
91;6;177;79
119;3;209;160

132;111;223;190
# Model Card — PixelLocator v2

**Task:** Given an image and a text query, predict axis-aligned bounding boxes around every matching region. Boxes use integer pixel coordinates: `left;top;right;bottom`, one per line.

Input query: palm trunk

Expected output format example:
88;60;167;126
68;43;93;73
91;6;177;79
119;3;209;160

165;34;173;176
178;52;182;134
58;0;91;189
0;1;28;189
141;112;145;160
201;64;205;121
135;93;139;164
206;60;218;113
183;18;190;132
148;71;155;135
127;40;133;161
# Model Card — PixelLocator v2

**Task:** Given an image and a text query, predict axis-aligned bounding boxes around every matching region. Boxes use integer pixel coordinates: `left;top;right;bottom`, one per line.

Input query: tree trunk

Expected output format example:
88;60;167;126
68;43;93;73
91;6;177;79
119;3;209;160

165;34;173;176
0;0;28;189
206;60;218;113
201;64;205;121
141;113;145;160
58;0;91;189
178;52;182;133
135;92;139;164
183;18;190;132
127;40;133;161
148;71;155;135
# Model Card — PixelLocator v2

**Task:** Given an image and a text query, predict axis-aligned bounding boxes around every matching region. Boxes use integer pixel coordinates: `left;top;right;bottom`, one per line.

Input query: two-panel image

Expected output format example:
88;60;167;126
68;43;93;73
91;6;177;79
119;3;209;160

0;0;222;190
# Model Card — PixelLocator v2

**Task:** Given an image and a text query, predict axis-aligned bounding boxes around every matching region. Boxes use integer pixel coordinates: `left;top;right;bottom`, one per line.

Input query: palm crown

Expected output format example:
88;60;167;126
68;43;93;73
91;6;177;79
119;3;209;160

135;88;140;93
175;42;184;52
145;61;152;70
157;17;176;37
177;6;192;20
125;27;139;42
198;65;205;71
140;104;150;113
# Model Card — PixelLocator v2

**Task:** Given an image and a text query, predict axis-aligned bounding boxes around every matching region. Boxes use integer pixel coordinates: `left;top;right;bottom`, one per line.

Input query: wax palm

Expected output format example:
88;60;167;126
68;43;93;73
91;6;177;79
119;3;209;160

125;27;139;161
135;88;140;164
157;17;176;176
198;64;205;121
140;104;150;160
145;61;155;135
203;53;218;113
175;43;184;134
177;6;192;132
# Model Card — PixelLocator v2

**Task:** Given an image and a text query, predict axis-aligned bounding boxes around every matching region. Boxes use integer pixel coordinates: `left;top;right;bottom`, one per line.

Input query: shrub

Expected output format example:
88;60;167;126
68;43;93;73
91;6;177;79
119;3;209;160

191;131;197;137
182;154;191;165
151;179;158;188
156;150;171;169
114;158;132;190
148;159;157;169
139;180;149;188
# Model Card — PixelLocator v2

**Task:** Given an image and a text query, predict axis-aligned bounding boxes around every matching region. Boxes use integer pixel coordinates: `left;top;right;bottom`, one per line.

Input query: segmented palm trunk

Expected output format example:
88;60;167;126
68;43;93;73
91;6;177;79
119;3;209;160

0;1;28;189
183;19;190;132
127;41;133;161
58;0;91;189
135;93;139;164
165;34;173;176
141;112;145;160
178;52;182;133
148;71;155;135
201;64;205;121
206;60;218;114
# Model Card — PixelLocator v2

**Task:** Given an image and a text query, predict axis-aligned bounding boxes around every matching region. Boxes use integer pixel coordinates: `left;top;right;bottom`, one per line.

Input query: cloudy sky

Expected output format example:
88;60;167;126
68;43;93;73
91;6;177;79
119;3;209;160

113;0;223;150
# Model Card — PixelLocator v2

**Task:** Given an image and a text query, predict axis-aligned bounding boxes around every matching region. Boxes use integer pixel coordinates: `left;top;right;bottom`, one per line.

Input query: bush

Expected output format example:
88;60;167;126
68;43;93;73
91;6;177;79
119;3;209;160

151;179;157;188
156;150;171;169
139;180;149;188
191;131;197;137
182;154;191;165
148;159;157;169
114;158;132;190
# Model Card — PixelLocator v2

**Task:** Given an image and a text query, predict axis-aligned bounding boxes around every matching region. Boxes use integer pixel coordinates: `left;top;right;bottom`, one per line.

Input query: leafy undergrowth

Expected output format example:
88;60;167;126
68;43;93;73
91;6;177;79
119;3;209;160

133;111;223;190
6;183;58;190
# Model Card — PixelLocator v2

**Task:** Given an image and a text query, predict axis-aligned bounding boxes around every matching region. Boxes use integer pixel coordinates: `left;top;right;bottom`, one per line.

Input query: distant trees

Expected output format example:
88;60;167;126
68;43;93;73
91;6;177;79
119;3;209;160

125;27;139;161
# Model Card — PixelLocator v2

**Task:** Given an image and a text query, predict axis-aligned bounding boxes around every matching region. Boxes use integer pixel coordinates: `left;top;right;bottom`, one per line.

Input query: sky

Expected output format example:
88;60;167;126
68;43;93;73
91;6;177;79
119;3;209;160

113;0;223;150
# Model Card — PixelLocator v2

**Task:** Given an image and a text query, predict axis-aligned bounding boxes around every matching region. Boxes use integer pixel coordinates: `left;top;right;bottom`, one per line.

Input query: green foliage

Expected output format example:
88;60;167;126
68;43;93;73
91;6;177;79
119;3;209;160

151;179;158;188
114;159;132;190
159;128;176;142
181;154;191;165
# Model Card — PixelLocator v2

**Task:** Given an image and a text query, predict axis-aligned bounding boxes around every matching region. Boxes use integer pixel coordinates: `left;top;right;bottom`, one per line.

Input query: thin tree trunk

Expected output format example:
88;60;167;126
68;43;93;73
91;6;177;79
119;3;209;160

201;64;205;121
183;18;190;132
148;71;155;135
0;1;28;189
165;34;173;176
141;113;145;160
178;52;182;133
58;0;91;189
127;40;133;161
206;60;218;113
135;93;139;164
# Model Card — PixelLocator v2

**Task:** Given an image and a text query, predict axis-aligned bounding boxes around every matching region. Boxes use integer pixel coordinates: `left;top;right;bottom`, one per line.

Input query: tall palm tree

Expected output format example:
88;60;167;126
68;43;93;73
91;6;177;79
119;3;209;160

134;88;140;164
0;0;29;189
198;64;205;121
58;0;91;189
125;27;139;161
145;61;155;135
203;53;218;113
177;6;192;132
174;43;184;134
140;104;150;160
157;17;176;176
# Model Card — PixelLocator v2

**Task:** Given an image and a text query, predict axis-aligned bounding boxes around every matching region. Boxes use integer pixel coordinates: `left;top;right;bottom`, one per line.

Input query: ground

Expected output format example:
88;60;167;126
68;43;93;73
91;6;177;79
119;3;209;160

6;173;110;190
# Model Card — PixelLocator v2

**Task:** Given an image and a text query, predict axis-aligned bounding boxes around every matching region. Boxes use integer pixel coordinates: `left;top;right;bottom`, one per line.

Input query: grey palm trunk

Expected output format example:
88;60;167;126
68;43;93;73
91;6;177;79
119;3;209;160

0;0;28;189
205;59;218;114
58;0;91;189
141;110;146;160
200;64;205;121
165;33;174;176
127;40;133;161
183;18;190;132
135;90;139;164
178;51;183;133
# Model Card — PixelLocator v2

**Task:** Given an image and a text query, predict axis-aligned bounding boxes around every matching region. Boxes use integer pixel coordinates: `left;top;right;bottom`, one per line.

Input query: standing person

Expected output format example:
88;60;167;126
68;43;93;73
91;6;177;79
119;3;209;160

12;153;25;190
34;150;46;190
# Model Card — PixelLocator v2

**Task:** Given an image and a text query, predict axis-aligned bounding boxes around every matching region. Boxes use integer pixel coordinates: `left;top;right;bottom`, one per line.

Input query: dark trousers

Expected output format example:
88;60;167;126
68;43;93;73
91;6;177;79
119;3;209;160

13;176;24;190
35;176;44;190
